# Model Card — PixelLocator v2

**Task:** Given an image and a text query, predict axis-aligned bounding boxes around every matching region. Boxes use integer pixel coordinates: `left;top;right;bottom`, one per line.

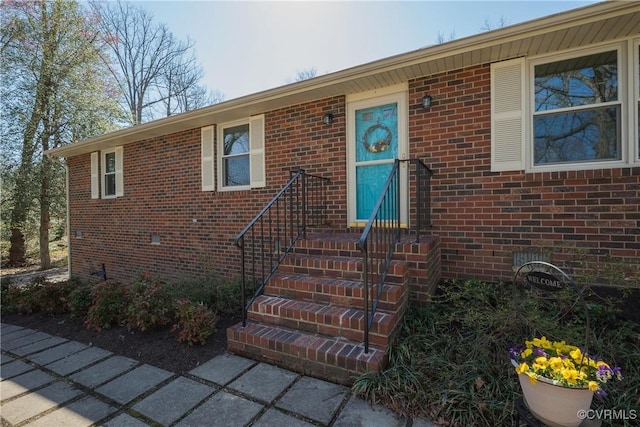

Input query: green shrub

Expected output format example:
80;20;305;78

68;279;94;317
171;299;218;346
166;278;245;316
85;280;130;331
32;279;78;315
126;279;172;331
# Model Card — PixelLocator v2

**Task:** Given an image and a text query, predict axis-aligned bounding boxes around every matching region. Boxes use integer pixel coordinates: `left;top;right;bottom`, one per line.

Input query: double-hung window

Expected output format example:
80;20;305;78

491;39;640;172
222;123;251;187
204;115;265;192
91;147;123;199
532;50;620;166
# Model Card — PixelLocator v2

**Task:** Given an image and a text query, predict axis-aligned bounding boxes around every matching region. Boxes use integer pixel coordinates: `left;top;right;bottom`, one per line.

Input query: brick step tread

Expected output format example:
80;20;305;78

279;253;408;281
226;321;387;384
294;235;361;257
248;295;397;346
267;272;406;310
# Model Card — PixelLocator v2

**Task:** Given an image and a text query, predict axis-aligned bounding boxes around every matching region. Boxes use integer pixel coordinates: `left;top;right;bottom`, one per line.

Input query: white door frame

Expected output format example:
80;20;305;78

346;85;409;228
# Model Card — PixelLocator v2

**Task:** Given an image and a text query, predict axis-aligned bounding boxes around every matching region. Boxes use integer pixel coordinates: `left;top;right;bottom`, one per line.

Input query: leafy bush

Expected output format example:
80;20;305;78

85;280;130;331
171;299;218;346
352;279;640;427
31;278;78;315
166;277;245;316
126;279;172;331
68;279;94;317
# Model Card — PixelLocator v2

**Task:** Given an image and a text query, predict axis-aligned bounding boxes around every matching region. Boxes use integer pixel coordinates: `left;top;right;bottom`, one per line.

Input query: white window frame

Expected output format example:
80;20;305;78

526;42;629;172
100;147;123;199
216;115;265;191
491;38;639;172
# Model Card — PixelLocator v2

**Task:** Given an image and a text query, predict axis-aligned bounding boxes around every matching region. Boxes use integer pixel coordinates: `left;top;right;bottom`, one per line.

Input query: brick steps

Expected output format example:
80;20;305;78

227;231;411;384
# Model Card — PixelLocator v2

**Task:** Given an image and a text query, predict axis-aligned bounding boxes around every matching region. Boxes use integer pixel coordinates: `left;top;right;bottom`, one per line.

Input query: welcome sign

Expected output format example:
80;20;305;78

515;261;575;293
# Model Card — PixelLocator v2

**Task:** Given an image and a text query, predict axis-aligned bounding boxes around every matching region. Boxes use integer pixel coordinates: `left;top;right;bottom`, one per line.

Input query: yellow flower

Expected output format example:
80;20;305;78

549;357;563;371
522;348;533;358
516;363;529;375
534;356;549;368
570;348;583;361
562;368;580;384
525;371;538;384
588;381;599;391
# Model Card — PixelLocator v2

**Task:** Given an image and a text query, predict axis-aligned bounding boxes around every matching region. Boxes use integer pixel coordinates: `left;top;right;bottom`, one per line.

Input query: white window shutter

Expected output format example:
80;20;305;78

201;126;215;191
90;152;99;199
115;146;124;197
491;58;525;172
249;115;266;188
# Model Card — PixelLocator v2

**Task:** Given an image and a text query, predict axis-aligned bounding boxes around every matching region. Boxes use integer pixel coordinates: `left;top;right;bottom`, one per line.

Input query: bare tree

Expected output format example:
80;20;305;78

93;1;218;124
161;50;223;116
294;67;318;82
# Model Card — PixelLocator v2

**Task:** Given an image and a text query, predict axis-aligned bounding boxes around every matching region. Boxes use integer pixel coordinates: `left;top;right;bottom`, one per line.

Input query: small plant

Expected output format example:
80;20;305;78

126;279;172;331
32;279;77;315
85;280;130;331
510;336;622;395
68;279;94;317
172;299;217;346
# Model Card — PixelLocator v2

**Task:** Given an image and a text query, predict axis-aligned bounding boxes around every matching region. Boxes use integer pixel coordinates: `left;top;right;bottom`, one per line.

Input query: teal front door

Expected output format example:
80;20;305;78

348;90;408;226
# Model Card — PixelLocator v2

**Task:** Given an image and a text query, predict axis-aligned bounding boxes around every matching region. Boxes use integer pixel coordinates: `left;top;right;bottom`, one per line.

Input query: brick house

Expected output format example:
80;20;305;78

48;2;639;383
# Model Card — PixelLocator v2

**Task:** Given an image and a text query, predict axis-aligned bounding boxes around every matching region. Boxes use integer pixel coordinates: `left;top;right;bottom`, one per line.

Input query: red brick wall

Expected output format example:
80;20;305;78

67;97;346;282
67;64;639;285
409;64;640;283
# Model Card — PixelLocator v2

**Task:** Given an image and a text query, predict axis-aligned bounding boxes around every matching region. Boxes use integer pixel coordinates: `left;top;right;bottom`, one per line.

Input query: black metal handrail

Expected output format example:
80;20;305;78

235;168;329;327
358;158;433;353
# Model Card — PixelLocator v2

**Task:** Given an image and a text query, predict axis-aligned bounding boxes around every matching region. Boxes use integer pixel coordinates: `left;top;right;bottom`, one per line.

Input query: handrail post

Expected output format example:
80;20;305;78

239;236;247;327
416;160;422;243
395;159;401;241
362;244;369;354
302;172;307;239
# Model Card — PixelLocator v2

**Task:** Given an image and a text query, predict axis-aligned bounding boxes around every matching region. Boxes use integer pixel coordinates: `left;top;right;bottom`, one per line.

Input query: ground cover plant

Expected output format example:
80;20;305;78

352;279;640;426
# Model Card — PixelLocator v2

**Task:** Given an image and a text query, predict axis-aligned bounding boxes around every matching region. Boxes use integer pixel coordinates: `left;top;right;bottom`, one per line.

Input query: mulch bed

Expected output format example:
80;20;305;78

2;312;240;376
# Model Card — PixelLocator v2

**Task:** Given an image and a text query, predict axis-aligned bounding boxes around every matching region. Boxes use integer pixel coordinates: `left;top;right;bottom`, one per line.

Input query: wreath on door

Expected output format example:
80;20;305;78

362;123;392;153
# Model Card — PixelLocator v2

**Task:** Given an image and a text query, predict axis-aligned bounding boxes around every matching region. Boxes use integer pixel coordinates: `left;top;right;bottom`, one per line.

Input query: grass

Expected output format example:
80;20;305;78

352;279;640;427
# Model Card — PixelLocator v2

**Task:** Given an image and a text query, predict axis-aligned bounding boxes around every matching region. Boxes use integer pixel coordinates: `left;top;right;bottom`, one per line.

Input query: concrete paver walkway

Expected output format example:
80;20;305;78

1;323;436;427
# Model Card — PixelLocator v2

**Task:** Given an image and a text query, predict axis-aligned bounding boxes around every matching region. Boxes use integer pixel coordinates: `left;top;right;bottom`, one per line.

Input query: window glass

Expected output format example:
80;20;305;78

534;51;617;111
533;50;620;165
222;124;250;187
104;152;116;196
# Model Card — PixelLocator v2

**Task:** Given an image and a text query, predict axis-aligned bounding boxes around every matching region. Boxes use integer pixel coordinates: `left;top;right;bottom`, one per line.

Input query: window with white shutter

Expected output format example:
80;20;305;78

90;152;99;199
217;115;266;191
101;147;123;198
201;126;215;191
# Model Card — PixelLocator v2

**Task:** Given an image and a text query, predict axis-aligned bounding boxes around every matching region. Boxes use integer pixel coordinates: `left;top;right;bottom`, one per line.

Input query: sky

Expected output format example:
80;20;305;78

134;0;599;101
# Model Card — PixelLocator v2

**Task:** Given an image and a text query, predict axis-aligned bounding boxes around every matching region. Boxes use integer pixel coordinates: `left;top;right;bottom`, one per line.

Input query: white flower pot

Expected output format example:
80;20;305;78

518;373;594;427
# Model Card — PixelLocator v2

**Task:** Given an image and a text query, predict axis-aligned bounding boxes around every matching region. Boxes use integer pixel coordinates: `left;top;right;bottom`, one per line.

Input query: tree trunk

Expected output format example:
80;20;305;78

7;2;56;267
8;229;26;266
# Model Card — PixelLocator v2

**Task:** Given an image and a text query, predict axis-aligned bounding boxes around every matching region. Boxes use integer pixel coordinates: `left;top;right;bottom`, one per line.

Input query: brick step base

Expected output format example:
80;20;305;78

227;321;387;385
249;294;397;347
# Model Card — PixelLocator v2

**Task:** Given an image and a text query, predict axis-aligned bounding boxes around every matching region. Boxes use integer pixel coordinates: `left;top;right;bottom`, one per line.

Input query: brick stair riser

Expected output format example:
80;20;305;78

267;274;408;313
247;296;398;348
279;255;408;283
227;322;388;385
